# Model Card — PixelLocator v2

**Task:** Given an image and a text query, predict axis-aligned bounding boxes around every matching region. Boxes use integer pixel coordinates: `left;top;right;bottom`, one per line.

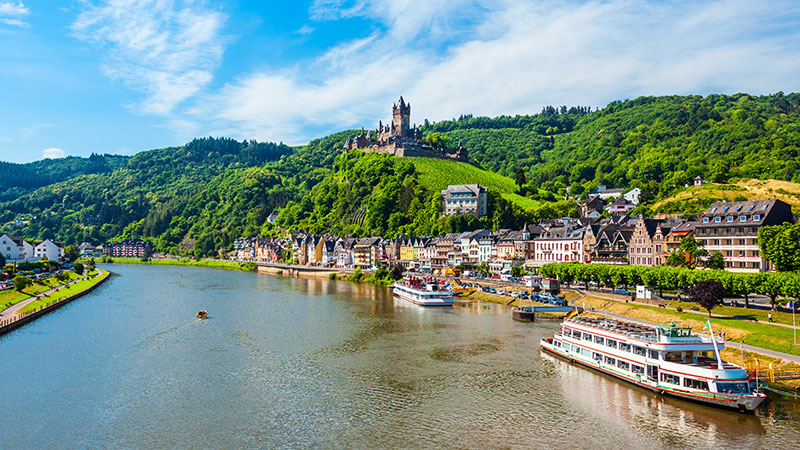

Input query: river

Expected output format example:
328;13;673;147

1;264;799;449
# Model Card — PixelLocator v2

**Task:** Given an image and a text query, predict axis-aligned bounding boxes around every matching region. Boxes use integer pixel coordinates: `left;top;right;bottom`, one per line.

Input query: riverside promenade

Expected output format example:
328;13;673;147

0;270;109;335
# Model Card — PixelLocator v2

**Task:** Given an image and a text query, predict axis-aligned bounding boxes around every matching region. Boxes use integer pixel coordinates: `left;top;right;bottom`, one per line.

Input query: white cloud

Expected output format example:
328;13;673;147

0;1;28;16
0;1;28;27
296;24;315;35
1;17;26;27
71;0;228;115
42;147;65;159
184;0;800;145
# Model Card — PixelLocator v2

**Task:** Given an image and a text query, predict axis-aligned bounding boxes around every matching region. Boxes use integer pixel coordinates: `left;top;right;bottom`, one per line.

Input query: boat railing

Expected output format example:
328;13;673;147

627;333;721;344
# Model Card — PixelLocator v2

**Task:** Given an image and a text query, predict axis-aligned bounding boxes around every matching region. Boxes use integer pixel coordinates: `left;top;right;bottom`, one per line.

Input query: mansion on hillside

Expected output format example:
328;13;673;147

343;96;469;162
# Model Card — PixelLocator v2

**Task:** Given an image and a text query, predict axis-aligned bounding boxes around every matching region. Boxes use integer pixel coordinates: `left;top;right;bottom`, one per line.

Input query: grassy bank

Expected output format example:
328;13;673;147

576;291;800;358
0;272;82;312
94;257;257;272
19;271;109;315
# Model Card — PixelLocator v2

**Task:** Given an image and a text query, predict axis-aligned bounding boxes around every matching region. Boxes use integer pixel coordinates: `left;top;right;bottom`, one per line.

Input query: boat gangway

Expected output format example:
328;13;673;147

512;305;581;322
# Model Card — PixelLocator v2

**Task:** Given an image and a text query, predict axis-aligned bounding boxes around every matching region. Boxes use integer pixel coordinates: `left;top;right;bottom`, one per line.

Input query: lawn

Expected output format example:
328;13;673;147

18;272;108;315
0;272;81;312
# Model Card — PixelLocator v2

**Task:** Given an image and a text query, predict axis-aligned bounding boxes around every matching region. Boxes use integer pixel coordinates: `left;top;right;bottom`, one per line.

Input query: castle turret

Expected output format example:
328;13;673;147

393;96;411;138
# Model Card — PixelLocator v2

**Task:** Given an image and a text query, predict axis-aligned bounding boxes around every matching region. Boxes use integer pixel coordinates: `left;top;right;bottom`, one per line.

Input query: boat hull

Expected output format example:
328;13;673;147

540;339;766;412
393;289;454;306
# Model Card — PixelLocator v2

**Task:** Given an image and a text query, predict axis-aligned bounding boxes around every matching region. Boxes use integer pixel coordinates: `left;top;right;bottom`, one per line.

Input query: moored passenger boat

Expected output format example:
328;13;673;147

540;316;766;412
390;277;454;306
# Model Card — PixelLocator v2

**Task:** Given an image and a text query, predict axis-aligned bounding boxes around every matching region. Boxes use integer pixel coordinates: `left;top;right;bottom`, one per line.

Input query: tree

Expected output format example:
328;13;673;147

0;252;5;268
86;258;96;271
759;223;800;271
705;251;725;270
689;280;725;318
425;132;452;150
73;262;84;275
514;168;527;188
64;245;79;263
13;275;31;292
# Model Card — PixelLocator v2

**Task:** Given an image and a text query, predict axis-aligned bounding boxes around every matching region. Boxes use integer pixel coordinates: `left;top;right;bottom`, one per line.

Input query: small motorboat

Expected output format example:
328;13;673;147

196;310;208;320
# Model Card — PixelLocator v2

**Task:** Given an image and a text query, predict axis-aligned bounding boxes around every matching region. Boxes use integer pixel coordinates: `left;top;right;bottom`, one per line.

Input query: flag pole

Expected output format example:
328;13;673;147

705;320;724;371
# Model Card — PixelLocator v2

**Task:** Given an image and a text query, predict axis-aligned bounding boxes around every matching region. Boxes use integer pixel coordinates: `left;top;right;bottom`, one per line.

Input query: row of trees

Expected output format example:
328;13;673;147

539;262;799;309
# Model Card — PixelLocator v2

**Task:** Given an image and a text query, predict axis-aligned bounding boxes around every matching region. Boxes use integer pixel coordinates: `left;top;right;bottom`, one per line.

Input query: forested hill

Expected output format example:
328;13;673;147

0;154;129;201
428;92;800;203
3;92;800;256
0;137;293;246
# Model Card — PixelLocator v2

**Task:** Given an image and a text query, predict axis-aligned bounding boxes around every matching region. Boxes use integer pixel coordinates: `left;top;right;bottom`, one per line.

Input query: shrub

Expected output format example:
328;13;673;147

13;275;31;292
73;263;85;276
329;273;338;280
676;306;683;313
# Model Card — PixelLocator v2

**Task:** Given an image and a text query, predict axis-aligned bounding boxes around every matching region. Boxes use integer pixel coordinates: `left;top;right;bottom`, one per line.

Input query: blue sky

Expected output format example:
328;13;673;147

1;0;800;163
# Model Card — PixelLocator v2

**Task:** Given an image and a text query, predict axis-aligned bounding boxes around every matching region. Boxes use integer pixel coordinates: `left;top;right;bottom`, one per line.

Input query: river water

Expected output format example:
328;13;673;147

1;264;799;449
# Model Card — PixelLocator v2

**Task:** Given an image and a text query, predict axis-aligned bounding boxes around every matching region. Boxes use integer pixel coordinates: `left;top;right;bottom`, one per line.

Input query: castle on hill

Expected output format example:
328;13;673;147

343;96;469;162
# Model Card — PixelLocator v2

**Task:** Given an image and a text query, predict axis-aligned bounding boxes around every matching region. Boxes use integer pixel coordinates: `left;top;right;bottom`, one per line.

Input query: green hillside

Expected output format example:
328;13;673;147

413;158;540;210
651;179;800;216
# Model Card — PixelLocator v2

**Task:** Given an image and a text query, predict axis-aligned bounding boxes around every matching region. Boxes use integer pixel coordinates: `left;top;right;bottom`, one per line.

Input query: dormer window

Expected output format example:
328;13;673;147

754;214;761;221
711;207;717;213
703;217;709;223
723;207;729;212
749;205;755;211
762;204;768;210
727;216;734;222
715;217;721;223
740;215;747;221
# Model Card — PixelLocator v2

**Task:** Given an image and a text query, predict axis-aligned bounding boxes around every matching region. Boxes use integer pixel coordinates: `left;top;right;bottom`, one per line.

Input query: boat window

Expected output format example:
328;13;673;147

593;335;604;345
618;360;630;371
716;382;749;394
684;378;710;391
582;333;592;341
604;356;616;365
592;352;602;361
664;352;682;362
648;350;659;359
572;344;581;352
660;373;680;385
582;348;591;357
631;365;645;375
619;343;631;352
632;346;646;357
606;338;618;348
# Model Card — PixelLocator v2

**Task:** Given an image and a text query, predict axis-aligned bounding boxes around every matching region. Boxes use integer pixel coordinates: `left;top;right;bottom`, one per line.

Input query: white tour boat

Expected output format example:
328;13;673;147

540;316;766;412
391;277;454;306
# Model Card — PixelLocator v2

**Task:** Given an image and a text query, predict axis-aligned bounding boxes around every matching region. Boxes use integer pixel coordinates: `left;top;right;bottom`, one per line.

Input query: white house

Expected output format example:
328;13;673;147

33;239;64;261
623;187;642;205
532;226;587;266
0;234;34;262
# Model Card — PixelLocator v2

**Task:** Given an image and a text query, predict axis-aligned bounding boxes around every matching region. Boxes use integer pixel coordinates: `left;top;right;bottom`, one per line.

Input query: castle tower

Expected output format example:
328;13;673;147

392;96;411;138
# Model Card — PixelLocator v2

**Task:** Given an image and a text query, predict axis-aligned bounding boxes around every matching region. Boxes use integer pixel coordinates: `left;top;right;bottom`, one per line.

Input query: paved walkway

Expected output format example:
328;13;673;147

572;289;800;364
0;270;103;318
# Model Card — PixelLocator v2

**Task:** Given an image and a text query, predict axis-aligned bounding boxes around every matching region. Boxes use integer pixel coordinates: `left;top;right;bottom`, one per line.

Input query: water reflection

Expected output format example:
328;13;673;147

0;264;798;449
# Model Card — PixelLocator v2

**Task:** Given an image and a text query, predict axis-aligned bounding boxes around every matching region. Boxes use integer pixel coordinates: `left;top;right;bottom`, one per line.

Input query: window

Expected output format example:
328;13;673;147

715;217;721;223
604;356;616;365
684;378;710;391
632;346;646;357
727;216;734;222
703;217;709;223
740;215;747;222
594;335;604;345
660;373;680;385
648;350;659;359
711;207;717;213
619;343;631;352
762;204;768;210
618;360;630;371
753;214;760;221
606;338;618;349
632;365;645;375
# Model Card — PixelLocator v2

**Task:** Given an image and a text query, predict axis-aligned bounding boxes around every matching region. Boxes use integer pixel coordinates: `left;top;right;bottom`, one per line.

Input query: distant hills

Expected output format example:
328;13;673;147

2;92;800;256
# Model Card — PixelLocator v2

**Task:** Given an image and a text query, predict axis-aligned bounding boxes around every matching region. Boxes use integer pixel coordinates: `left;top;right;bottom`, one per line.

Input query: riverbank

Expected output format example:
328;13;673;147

0;269;109;335
91;257;257;272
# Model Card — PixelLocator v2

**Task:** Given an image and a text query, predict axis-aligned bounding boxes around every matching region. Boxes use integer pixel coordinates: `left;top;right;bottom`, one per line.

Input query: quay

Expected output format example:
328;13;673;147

512;305;580;322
